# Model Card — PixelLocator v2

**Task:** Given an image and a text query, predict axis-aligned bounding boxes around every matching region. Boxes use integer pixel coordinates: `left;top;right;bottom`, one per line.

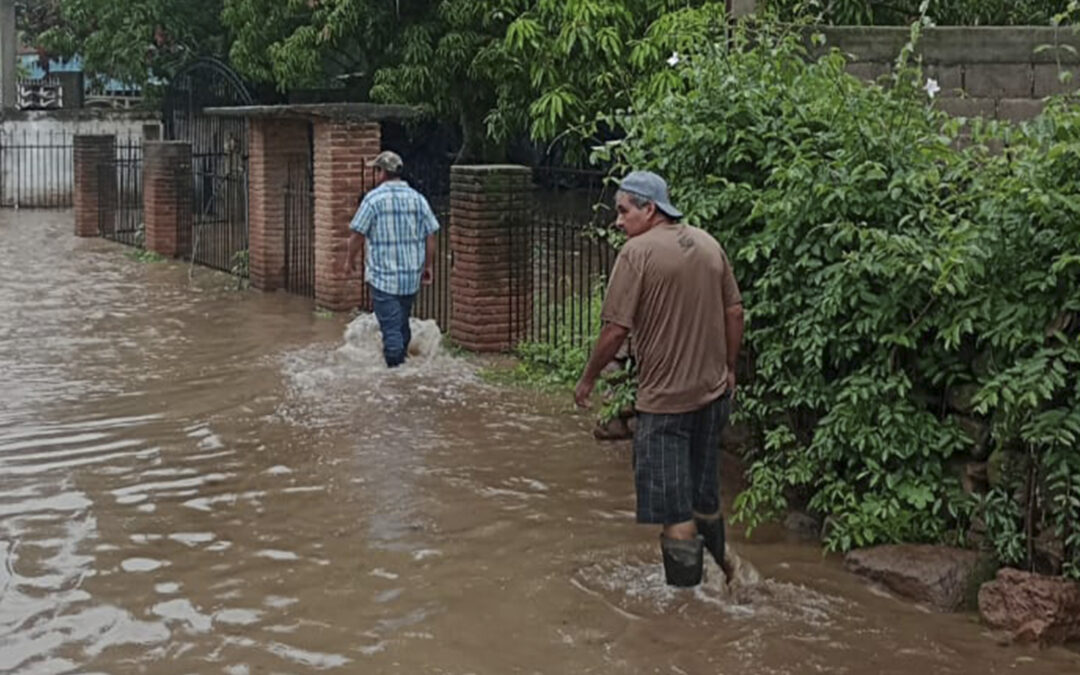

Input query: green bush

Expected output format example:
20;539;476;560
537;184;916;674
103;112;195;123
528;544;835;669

508;280;639;422
571;7;1080;575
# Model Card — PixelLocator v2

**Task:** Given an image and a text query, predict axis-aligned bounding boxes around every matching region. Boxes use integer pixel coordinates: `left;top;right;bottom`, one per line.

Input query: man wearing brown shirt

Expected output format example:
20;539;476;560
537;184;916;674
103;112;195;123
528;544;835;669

575;170;744;587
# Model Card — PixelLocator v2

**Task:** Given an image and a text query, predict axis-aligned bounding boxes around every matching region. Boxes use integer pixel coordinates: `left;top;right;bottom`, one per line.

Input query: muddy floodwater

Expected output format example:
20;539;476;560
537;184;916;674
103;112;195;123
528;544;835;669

2;210;1079;674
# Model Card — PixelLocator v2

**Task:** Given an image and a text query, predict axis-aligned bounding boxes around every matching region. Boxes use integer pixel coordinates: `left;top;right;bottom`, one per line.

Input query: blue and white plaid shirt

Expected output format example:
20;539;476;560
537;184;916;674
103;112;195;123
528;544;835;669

350;180;440;296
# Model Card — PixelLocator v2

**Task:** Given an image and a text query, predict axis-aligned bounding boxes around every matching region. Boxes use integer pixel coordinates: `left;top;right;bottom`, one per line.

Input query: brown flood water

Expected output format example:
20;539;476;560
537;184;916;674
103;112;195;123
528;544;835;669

2;210;1078;674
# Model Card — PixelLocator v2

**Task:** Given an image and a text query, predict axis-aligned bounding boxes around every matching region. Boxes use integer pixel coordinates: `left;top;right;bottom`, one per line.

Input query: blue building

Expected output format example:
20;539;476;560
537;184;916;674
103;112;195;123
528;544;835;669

17;50;143;109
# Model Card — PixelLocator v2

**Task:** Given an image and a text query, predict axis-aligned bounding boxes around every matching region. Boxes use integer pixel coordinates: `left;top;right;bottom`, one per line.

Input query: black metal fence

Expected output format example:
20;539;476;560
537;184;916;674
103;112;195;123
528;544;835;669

284;163;315;297
98;139;144;247
406;160;452;332
190;152;249;276
508;167;619;350
0;130;74;208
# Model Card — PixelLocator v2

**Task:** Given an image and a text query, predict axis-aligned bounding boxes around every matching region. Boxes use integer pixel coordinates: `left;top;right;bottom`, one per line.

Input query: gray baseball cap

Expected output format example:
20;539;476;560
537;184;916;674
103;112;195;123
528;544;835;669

618;170;682;220
373;150;404;174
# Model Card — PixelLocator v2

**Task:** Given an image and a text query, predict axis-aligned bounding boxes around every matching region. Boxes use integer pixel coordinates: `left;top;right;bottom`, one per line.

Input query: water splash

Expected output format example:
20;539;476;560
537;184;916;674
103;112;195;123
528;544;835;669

277;314;478;428
339;314;445;364
572;544;843;627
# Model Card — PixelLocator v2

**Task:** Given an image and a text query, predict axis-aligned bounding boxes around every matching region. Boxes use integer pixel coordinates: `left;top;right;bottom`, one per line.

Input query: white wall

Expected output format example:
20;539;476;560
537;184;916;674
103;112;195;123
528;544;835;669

0;109;159;207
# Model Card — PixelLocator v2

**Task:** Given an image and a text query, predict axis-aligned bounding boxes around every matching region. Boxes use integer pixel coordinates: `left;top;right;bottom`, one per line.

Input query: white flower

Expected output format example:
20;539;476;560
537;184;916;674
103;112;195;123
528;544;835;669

667;52;681;67
924;77;941;99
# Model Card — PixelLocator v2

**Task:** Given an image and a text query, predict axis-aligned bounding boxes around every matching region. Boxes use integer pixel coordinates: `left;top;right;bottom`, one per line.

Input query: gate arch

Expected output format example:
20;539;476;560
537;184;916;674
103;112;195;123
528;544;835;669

162;58;254;273
162;58;253;149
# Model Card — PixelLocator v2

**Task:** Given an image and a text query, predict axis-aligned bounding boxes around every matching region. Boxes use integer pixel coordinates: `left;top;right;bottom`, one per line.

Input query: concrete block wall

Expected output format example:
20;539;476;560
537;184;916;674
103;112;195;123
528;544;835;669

5;110;159;208
813;26;1080;122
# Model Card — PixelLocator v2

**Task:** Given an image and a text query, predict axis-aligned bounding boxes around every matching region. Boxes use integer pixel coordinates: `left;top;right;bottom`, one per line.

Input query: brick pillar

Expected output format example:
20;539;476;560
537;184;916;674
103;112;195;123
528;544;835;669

143;141;193;258
313;120;380;311
449;165;533;352
73;134;114;237
249;118;310;291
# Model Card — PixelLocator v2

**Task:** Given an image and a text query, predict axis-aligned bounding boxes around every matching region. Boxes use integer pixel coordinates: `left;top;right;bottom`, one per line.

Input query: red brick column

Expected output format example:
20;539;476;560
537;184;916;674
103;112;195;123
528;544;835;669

73;135;115;237
449;165;533;352
313;120;380;311
249;119;310;291
143;141;193;258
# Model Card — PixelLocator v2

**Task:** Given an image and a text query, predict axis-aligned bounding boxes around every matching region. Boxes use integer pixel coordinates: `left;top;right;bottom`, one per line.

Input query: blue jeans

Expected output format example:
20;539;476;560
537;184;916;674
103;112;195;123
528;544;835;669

371;287;415;367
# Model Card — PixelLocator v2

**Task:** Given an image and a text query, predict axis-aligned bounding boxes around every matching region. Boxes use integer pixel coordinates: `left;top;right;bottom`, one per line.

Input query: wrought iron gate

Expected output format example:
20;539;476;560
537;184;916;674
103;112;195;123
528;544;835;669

97;138;144;248
284;161;315;297
403;161;452;331
162;58;254;276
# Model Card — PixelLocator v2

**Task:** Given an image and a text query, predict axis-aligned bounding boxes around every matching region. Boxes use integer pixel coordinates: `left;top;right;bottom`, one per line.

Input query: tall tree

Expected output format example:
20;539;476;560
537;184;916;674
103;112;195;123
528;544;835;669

39;0;229;86
223;0;434;98
370;0;513;161
223;0;715;161
490;0;716;148
17;1;64;45
371;0;715;161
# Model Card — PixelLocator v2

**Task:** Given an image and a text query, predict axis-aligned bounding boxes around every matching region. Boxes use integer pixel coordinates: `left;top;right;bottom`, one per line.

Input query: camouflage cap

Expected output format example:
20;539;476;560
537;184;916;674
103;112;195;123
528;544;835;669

373;150;404;174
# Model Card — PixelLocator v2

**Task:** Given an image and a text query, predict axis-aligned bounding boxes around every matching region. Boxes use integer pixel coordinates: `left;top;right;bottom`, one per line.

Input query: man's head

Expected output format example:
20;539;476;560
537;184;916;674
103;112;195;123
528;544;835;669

614;171;682;237
372;150;404;185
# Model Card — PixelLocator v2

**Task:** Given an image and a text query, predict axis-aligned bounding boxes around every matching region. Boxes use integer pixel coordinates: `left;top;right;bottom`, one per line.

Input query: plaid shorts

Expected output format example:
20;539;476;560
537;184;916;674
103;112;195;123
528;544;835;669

632;392;732;525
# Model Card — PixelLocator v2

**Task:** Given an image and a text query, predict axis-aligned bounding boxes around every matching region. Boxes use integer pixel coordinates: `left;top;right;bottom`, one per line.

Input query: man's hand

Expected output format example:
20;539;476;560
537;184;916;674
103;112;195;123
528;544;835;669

575;323;630;411
421;266;434;286
726;368;737;398
575;377;596;409
338;256;354;276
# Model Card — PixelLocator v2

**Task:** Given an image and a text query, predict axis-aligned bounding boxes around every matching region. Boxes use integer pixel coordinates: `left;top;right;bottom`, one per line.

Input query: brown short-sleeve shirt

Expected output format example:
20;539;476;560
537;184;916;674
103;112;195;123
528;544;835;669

601;224;741;414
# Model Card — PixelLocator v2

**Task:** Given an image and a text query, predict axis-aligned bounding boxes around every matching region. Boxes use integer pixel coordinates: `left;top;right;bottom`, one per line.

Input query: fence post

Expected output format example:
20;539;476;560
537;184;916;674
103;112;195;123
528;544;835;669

143;141;193;259
73;134;114;237
449;165;533;352
313;119;381;311
249;118;310;292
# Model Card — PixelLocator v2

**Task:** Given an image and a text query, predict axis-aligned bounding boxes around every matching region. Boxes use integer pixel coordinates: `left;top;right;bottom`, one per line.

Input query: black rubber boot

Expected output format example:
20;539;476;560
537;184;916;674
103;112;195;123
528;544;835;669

695;513;734;581
660;535;704;587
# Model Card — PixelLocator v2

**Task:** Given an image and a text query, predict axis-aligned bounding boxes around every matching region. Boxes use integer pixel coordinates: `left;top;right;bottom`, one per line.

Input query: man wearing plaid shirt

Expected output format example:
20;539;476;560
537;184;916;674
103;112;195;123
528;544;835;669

342;151;440;367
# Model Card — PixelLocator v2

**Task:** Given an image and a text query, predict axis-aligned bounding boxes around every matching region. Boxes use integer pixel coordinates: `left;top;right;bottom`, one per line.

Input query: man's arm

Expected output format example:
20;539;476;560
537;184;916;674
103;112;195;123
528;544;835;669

725;303;744;393
343;192;376;275
575;323;630;408
344;231;365;274
422;234;437;284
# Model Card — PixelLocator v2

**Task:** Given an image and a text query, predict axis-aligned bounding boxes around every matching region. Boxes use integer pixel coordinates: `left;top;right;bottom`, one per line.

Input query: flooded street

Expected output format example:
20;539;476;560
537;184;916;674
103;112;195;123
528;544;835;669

2;210;1079;674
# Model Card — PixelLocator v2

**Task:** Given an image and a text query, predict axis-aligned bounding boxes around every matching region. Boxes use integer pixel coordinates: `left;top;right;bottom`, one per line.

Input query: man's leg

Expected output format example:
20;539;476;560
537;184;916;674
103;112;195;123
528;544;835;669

398;293;415;358
690;392;733;579
372;288;406;367
634;410;704;587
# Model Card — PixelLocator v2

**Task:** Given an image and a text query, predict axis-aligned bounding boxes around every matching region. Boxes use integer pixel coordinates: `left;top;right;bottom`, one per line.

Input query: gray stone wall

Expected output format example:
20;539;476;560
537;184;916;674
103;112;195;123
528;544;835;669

811;26;1080;122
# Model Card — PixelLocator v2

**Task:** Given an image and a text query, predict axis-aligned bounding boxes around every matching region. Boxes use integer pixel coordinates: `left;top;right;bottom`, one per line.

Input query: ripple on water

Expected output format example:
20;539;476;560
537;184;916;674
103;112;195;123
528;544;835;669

214;608;264;626
255;549;300;562
121;557;167;573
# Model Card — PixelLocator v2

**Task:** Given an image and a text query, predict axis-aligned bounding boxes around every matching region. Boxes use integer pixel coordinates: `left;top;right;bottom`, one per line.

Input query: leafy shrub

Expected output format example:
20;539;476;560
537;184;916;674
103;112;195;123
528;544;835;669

574;7;1080;575
509;280;638;422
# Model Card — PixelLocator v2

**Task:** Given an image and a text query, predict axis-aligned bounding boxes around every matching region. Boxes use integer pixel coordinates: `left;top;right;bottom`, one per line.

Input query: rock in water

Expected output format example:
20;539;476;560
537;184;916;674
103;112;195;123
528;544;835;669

783;511;821;541
978;568;1080;645
844;544;981;611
